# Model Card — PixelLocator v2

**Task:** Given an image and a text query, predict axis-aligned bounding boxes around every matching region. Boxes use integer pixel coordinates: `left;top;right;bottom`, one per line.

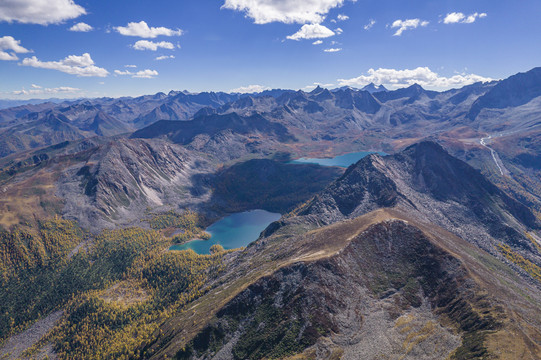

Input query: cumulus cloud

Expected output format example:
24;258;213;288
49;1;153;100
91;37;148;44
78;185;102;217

324;47;341;52
115;21;182;38
133;69;158;78
0;51;18;61
0;35;31;61
133;40;176;51
337;67;493;90
0;36;31;53
114;69;159;78
125;64;137;68
287;24;335;40
222;0;353;24
21;53;109;77
114;70;132;76
69;22;93;32
229;84;271;93
155;55;175;60
312;40;323;45
0;0;85;25
364;19;375;30
334;27;343;34
12;85;81;96
443;12;487;24
391;19;428;36
332;14;349;22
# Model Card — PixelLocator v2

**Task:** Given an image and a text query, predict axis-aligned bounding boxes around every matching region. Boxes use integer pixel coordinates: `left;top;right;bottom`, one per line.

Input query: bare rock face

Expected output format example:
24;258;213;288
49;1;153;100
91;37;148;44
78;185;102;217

175;221;499;360
57;138;213;229
468;66;541;120
300;141;540;266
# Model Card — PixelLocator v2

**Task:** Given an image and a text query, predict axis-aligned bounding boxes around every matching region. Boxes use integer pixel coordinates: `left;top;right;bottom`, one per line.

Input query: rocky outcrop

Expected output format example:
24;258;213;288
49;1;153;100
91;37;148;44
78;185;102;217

57;138;214;229
300;142;540;263
173;220;511;360
468;67;541;119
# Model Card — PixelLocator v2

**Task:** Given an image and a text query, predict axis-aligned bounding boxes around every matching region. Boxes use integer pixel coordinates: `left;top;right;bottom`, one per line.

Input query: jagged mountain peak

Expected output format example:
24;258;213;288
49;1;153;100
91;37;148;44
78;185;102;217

309;85;324;93
331;85;360;92
167;90;181;96
311;87;334;101
467;66;541;119
362;82;389;93
332;87;381;113
300;140;539;253
153;92;167;100
39;111;73;128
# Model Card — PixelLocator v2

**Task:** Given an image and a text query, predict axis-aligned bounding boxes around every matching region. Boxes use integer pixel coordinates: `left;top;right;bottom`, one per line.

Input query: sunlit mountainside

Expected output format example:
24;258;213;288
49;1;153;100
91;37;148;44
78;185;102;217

1;0;540;359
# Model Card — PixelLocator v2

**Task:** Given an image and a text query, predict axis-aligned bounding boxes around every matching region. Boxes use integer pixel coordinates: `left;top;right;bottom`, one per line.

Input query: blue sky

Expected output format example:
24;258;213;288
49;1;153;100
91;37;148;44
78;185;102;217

1;0;540;99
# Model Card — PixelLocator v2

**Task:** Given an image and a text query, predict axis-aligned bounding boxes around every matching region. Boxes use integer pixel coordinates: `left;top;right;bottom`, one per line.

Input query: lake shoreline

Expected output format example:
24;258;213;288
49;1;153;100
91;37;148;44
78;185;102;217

169;209;281;254
288;151;387;167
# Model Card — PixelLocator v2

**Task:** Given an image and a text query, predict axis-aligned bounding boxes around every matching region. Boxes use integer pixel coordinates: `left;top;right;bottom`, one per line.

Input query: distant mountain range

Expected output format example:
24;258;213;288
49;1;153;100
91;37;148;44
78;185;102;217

1;69;539;159
1;68;540;359
1;68;540;214
0;98;71;110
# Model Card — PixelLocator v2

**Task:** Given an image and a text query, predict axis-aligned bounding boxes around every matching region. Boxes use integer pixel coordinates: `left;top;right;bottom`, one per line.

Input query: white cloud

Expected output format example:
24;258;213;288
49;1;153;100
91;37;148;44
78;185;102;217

125;64;137;68
443;12;487;24
312;40;323;45
69;22;93;32
334;27;343;34
337;67;494;90
21;53;109;77
222;0;353;24
133;40;176;51
229;84;271;93
0;51;18;60
0;36;31;60
443;12;464;24
0;0;86;25
302;82;335;91
324;47;341;52
155;55;175;60
12;85;80;96
133;69;158;78
391;19;429;36
115;21;182;38
364;19;375;30
114;70;132;76
287;24;335;40
0;36;31;53
336;14;349;21
115;69;159;78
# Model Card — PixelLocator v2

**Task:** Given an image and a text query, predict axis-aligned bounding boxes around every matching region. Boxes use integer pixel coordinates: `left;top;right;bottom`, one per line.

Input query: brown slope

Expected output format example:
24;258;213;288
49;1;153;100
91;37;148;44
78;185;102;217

295;141;541;287
140;208;541;359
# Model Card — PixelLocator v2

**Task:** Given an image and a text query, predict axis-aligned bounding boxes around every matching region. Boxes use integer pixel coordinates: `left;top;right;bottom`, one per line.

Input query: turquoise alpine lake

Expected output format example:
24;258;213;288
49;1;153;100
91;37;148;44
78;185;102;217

169;209;281;254
289;151;386;167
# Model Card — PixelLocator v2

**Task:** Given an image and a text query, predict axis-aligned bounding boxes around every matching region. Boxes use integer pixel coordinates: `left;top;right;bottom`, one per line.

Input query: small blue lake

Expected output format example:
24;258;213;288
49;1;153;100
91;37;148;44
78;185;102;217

289;151;386;167
169;209;281;254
